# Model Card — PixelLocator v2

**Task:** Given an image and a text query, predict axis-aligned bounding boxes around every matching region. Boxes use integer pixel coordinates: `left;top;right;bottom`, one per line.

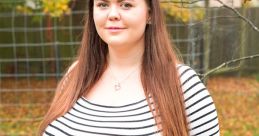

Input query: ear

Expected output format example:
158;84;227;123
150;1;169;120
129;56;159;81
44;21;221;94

147;8;151;24
147;17;151;24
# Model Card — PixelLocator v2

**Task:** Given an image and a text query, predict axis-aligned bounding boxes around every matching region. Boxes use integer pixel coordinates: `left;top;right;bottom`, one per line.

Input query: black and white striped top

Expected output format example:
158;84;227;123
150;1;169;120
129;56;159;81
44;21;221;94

43;65;220;136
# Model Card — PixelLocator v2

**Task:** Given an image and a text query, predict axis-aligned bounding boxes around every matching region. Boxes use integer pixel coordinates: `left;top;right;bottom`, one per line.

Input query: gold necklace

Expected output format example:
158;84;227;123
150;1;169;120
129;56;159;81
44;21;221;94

109;65;140;91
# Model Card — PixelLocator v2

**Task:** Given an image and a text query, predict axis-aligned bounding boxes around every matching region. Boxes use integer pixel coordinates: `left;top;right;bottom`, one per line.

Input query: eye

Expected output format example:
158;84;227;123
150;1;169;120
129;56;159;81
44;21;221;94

121;2;133;9
96;2;109;8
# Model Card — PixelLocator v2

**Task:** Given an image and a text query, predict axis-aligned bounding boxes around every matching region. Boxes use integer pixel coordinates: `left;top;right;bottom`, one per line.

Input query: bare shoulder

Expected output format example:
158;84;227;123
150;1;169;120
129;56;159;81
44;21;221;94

66;60;79;74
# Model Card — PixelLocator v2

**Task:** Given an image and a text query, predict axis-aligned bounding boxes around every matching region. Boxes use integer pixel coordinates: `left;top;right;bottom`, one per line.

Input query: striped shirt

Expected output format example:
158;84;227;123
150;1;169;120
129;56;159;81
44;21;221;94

43;64;220;136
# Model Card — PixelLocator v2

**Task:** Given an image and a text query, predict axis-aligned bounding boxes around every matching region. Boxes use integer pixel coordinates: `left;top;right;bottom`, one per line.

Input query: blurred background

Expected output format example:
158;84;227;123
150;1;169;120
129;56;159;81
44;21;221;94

0;0;258;135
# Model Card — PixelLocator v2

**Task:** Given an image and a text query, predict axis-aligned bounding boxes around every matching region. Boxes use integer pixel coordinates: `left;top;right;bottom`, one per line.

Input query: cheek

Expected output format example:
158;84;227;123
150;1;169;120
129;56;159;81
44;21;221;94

93;13;108;42
93;9;106;28
93;15;106;38
93;14;101;27
128;10;148;30
129;16;148;34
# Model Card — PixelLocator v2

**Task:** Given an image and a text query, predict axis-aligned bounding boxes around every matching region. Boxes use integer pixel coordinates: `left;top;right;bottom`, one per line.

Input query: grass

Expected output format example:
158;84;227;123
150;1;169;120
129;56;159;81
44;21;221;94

0;76;259;136
208;76;259;136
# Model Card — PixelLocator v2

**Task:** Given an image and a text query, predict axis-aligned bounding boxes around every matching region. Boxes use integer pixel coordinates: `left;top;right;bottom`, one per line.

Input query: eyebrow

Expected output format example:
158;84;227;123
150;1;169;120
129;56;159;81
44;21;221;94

118;0;134;2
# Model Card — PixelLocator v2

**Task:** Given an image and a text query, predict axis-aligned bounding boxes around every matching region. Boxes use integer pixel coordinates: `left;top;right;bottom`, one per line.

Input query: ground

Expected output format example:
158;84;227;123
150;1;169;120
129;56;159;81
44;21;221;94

208;76;259;136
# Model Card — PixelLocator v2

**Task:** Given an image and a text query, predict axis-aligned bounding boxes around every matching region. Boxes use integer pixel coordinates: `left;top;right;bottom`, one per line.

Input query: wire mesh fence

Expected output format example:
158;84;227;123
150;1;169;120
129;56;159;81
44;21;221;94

0;0;258;135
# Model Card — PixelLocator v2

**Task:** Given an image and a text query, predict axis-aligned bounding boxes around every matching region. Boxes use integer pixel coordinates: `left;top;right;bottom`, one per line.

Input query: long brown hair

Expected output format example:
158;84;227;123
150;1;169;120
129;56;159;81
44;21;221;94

39;0;189;135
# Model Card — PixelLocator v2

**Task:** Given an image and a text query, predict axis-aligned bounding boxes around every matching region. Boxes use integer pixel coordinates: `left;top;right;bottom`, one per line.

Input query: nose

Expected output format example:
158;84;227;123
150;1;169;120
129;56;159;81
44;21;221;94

108;6;121;21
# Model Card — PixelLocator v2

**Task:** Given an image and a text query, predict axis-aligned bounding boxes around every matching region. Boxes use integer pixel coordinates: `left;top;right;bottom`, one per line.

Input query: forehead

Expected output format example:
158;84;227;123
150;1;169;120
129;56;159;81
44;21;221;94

94;0;138;2
92;0;149;9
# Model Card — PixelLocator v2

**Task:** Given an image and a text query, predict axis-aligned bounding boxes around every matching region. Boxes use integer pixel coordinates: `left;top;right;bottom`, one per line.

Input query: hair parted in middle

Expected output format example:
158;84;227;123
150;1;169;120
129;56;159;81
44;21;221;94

39;0;189;135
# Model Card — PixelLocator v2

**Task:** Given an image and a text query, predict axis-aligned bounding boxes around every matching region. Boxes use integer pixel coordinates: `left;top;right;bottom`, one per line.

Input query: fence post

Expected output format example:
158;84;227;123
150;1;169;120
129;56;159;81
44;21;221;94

203;0;211;83
53;18;60;80
239;5;248;76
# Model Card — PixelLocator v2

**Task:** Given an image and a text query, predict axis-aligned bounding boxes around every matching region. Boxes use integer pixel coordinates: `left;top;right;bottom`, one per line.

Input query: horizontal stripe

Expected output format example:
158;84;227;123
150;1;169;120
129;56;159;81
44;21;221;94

192;123;219;136
71;107;156;118
185;88;206;102
76;100;154;113
182;74;197;86
67;111;156;123
183;81;202;94
189;109;216;123
44;64;219;136
191;116;218;130
186;95;211;110
49;124;73;136
43;131;54;136
210;129;220;136
53;119;161;136
180;67;192;78
81;96;147;108
61;115;160;130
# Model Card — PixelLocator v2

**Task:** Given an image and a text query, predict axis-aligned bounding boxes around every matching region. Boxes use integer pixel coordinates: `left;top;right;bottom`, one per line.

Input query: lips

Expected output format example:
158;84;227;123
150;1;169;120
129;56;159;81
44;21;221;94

105;27;126;33
106;26;125;30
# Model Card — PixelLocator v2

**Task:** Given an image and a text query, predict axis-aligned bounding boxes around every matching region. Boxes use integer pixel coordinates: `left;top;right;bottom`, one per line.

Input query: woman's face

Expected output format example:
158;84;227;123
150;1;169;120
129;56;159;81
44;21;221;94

93;0;150;47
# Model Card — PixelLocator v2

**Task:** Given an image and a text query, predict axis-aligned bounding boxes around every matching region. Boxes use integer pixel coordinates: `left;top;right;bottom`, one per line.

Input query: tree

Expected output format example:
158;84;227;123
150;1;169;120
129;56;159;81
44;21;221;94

16;0;71;17
160;0;205;23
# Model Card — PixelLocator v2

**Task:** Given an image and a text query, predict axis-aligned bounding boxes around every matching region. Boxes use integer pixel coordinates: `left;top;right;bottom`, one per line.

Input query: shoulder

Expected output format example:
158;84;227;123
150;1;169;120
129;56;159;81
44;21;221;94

65;60;78;75
176;64;210;107
176;64;220;136
176;64;201;85
59;60;78;91
176;64;208;104
176;64;204;92
61;60;78;81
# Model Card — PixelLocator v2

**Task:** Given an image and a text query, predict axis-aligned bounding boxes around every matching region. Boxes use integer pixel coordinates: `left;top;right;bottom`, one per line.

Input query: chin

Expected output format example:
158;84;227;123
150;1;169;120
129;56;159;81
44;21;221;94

105;40;127;46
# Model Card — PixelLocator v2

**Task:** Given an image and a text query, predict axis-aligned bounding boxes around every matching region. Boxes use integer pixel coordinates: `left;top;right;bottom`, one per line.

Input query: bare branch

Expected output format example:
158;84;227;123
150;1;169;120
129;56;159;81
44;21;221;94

161;0;259;32
215;0;259;32
160;0;205;4
198;54;259;79
161;0;259;78
185;16;240;27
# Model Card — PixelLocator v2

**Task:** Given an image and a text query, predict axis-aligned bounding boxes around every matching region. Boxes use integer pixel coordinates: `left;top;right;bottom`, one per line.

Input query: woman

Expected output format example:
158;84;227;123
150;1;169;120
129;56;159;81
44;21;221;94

39;0;220;135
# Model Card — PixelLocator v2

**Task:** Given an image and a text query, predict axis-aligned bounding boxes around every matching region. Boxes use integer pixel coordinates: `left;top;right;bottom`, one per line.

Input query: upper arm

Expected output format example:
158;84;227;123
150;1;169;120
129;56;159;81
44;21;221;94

177;65;220;136
59;61;78;91
65;60;78;76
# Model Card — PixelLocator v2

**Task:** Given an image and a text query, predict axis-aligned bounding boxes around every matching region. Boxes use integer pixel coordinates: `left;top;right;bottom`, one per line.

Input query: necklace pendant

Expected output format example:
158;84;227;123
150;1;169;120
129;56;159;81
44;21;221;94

114;82;121;91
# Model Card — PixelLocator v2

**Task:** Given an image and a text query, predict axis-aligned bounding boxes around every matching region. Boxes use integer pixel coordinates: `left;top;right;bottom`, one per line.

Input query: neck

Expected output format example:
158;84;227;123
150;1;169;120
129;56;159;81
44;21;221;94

107;42;144;70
